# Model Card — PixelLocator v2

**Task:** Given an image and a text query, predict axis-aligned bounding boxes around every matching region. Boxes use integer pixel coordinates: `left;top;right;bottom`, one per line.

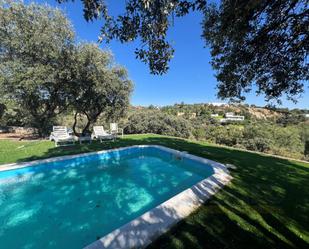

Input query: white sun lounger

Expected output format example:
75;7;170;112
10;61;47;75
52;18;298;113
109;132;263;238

92;126;115;142
50;126;75;147
110;123;124;138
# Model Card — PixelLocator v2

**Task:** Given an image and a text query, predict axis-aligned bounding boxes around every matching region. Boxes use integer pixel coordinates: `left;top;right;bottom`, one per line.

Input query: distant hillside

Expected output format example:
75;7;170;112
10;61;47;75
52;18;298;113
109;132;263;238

125;103;309;161
219;105;283;120
246;107;282;120
131;103;308;121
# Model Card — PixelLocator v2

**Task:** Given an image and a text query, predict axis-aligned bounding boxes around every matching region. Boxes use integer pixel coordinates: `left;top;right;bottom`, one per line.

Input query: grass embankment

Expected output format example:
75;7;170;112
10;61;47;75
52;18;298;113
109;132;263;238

0;134;308;249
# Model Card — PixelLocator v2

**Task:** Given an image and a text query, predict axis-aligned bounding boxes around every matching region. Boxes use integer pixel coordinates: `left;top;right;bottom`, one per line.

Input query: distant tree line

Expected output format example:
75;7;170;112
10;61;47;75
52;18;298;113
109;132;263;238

123;105;309;161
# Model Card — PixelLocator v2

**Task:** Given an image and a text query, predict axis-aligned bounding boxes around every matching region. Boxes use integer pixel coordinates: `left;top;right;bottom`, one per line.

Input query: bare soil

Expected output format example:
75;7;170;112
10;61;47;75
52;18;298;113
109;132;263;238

0;132;39;141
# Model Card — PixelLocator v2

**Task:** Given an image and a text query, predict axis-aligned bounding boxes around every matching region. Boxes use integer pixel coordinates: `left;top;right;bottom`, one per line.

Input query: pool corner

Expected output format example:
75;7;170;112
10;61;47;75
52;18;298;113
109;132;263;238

84;145;233;249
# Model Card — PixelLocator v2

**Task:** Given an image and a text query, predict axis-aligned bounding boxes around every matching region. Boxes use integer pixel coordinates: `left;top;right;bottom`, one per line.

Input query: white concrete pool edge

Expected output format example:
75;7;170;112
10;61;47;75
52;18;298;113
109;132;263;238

0;145;232;249
0;145;165;171
84;146;233;249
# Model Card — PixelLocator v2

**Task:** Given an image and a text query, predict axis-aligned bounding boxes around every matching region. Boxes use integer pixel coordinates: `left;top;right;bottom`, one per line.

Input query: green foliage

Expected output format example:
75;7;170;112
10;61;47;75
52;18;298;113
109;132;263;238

201;122;306;159
203;0;308;103
0;1;133;136
59;0;308;103
192;127;206;140
276;113;306;126
69;43;133;135
241;124;273;152
124;110;192;138
241;137;271;153
272;126;303;157
57;0;207;74
299;123;309;143
205;125;243;147
125;105;309;161
0;1;75;135
0;99;30;126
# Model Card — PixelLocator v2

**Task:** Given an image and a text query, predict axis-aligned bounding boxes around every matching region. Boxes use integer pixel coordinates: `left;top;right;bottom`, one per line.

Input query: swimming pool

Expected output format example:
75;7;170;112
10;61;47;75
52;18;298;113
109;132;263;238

0;145;231;249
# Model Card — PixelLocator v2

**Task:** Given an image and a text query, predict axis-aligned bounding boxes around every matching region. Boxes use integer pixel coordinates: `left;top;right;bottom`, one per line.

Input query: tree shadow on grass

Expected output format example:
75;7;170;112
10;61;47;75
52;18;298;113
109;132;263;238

12;135;309;249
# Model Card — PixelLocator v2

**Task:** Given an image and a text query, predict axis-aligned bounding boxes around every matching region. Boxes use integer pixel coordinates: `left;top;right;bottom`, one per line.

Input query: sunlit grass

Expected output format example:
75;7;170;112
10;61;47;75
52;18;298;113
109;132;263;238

0;140;53;164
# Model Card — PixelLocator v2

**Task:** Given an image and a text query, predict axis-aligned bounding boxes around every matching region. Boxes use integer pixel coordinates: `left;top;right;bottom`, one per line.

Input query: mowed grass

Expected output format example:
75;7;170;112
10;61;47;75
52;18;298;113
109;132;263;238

0;139;54;164
0;134;309;249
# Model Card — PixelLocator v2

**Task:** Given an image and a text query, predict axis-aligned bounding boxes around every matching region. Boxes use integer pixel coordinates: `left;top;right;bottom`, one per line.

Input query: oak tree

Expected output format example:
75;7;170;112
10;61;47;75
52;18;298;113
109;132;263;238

58;0;309;102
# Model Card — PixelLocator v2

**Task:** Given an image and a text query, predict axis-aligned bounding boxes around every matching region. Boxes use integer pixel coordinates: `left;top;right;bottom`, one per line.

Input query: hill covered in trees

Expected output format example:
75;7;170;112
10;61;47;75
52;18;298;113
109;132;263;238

121;103;309;161
1;101;308;161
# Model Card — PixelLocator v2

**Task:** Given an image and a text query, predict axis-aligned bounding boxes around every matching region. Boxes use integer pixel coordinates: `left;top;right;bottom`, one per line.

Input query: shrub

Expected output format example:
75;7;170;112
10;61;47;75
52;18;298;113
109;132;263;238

205;125;243;146
271;126;303;157
124;110;192;138
241;137;271;152
192;128;206;140
241;124;273;152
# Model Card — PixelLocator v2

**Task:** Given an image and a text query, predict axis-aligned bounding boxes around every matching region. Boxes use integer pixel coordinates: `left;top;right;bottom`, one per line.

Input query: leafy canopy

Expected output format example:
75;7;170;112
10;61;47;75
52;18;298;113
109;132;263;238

0;1;133;136
70;43;133;135
58;0;309;103
203;0;309;103
0;0;75;135
57;0;207;75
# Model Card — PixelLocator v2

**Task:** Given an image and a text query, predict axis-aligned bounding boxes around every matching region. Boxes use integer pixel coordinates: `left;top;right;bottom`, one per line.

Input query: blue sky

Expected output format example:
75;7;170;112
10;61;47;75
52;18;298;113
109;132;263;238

35;0;308;109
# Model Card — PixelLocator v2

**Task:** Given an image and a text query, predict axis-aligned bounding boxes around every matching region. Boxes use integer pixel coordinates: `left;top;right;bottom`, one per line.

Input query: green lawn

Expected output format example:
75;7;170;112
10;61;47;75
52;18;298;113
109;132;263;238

0;134;309;249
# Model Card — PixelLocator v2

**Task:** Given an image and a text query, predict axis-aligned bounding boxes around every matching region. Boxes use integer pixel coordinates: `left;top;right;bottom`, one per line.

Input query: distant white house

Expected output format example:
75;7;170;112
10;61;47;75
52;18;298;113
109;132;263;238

220;112;245;123
304;114;309;118
177;112;185;117
210;114;219;117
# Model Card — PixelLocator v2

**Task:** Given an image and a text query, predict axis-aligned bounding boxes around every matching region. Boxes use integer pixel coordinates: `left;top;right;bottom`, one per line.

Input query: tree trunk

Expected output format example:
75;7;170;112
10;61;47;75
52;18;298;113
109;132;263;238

82;119;91;136
305;140;309;156
35;117;50;138
81;111;101;136
72;111;79;136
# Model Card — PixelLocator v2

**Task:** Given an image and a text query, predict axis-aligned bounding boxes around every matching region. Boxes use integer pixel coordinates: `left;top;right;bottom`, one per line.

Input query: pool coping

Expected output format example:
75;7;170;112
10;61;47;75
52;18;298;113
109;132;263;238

0;145;232;249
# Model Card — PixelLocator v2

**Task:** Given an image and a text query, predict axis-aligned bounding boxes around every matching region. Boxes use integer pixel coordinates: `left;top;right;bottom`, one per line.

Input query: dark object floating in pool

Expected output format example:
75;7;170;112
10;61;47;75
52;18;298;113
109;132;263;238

173;155;183;161
95;204;101;208
96;236;101;240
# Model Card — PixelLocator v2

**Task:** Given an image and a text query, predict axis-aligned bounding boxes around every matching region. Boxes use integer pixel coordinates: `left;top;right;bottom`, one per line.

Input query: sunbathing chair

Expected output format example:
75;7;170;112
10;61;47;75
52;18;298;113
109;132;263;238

110;123;124;138
92;126;115;142
50;126;75;147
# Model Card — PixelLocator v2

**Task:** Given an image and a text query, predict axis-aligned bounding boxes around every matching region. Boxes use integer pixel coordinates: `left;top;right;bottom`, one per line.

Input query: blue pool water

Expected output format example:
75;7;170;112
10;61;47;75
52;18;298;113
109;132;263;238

0;146;214;249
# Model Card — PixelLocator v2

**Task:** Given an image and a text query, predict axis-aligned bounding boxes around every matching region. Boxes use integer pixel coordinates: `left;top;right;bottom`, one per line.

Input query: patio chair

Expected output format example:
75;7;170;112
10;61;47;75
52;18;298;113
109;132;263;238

50;126;75;147
92;126;115;142
110;123;124;138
